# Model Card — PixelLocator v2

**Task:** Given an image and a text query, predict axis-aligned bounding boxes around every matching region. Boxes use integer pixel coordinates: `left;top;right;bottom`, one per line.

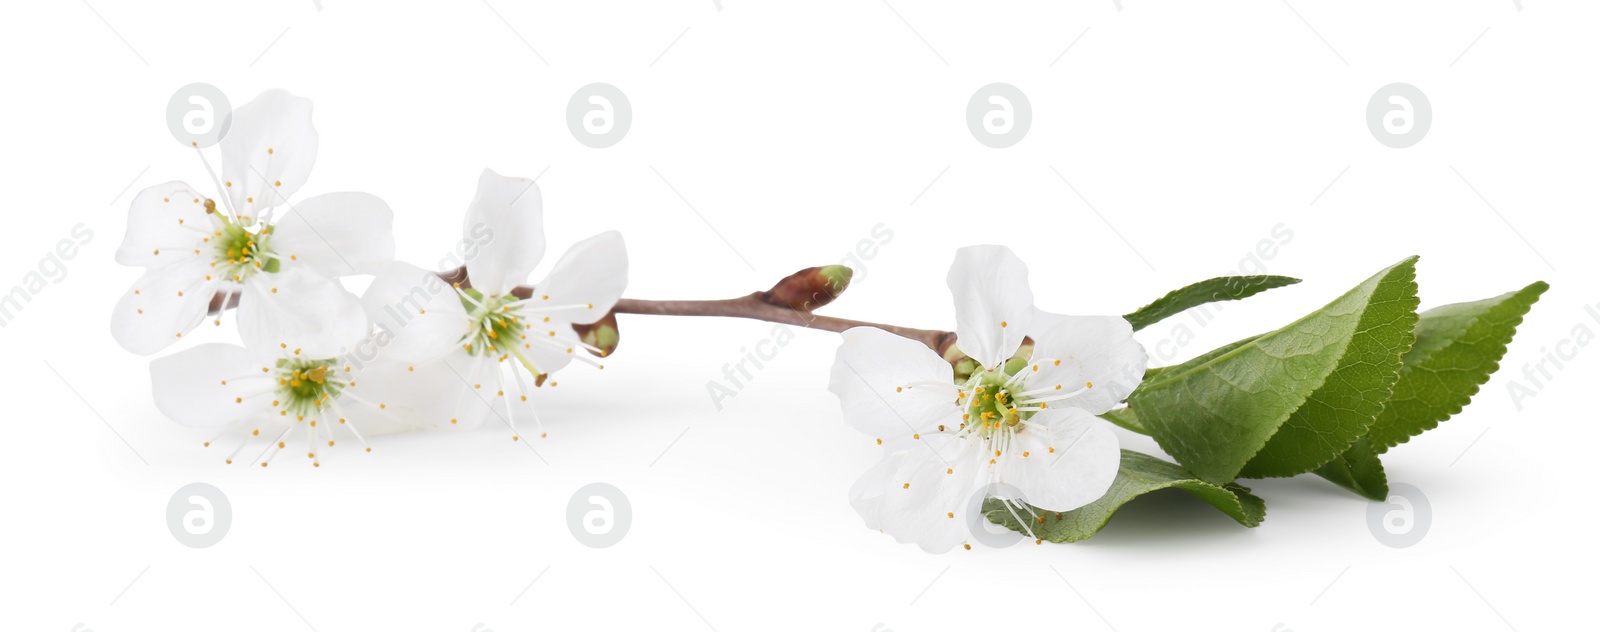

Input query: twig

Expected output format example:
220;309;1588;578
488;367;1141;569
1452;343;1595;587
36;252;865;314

613;294;952;351
205;266;957;354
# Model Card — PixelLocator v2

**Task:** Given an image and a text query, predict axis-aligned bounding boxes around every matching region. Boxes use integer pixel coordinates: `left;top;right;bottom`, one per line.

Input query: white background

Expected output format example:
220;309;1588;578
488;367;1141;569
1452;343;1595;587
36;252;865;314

2;1;1594;630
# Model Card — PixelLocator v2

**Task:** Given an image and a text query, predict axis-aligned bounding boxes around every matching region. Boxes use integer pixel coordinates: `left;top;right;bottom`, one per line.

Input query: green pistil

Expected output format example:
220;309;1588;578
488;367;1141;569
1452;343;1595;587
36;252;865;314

275;358;344;417
459;288;544;376
962;366;1031;438
214;220;278;280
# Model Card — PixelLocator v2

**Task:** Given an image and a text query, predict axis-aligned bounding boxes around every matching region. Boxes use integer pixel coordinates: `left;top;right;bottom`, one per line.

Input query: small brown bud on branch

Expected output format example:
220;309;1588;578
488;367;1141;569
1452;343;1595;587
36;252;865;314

572;311;619;358
762;265;853;312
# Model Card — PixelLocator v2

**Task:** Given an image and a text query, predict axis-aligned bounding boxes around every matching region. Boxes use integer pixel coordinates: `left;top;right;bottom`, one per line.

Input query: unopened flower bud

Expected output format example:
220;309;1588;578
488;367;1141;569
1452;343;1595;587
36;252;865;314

763;265;853;312
571;311;619;358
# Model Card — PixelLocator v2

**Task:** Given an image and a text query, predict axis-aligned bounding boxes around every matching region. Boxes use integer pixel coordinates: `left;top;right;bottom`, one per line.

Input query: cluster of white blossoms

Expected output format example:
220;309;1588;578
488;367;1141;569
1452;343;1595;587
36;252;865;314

829;246;1148;552
114;90;626;466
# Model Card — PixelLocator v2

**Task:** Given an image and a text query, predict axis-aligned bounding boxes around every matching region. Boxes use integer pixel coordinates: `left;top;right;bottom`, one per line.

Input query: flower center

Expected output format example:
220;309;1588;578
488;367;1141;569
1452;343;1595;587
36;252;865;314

458;288;546;375
212;209;278;282
956;357;1091;440
962;367;1027;438
274;357;347;417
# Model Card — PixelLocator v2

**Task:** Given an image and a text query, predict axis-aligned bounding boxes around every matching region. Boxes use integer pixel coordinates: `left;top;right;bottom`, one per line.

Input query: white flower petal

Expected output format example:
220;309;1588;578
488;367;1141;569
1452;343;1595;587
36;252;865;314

438;352;505;432
1026;312;1148;415
220;89;318;218
236;267;367;357
149;343;269;427
360;261;470;364
464;168;545;296
994;408;1119;512
947;245;1034;369
269;192;396;277
334;359;454;435
111;259;222;355
829;327;961;439
115;181;220;268
849;435;984;553
517;329;581;377
529;230;628;326
508;231;629;376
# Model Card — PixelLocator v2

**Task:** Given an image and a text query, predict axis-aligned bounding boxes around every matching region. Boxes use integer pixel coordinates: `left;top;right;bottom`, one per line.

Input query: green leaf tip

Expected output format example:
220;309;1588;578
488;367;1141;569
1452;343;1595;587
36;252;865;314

1363;279;1548;453
1123;274;1302;332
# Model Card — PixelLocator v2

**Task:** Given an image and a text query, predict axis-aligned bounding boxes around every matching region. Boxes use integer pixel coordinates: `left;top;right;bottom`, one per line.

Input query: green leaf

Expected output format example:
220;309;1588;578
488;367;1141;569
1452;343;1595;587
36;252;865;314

1123;275;1301;332
983;450;1264;542
1363;281;1549;452
1130;257;1419;484
1099;407;1148;434
1312;438;1388;500
1142;333;1264;383
1311;282;1546;498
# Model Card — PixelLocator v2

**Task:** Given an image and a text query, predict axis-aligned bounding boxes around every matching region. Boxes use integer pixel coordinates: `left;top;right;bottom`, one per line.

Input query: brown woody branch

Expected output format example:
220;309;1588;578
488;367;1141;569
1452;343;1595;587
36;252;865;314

611;294;953;352
206;265;958;355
